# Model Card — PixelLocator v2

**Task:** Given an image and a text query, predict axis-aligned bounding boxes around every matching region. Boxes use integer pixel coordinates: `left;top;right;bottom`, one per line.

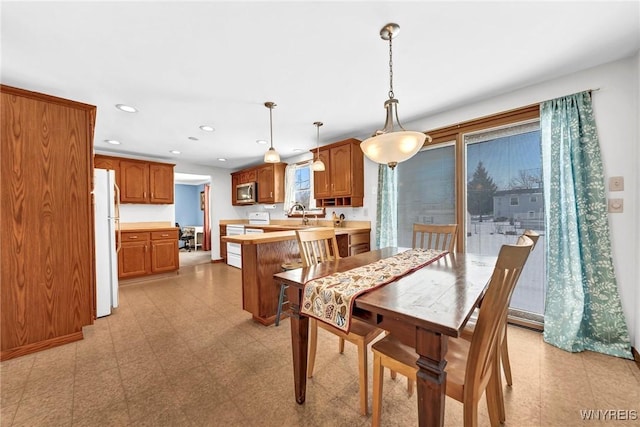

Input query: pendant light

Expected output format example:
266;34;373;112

360;23;431;169
263;101;281;163
311;121;325;172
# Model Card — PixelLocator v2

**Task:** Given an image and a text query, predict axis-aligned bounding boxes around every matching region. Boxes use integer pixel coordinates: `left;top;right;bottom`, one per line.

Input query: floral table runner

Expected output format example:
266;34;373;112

300;248;448;333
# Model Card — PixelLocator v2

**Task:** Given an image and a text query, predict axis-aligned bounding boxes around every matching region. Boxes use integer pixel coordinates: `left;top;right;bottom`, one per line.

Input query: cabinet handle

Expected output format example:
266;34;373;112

161;233;168;237
270;191;273;197
151;192;154;199
143;191;147;198
129;236;138;239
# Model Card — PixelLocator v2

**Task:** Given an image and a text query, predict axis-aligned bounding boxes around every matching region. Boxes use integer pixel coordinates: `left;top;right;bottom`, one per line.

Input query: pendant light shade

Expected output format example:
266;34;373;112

263;101;281;163
311;121;325;172
360;23;430;169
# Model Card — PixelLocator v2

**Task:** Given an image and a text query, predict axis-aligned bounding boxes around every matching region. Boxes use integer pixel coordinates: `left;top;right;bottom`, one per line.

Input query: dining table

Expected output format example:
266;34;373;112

273;247;497;427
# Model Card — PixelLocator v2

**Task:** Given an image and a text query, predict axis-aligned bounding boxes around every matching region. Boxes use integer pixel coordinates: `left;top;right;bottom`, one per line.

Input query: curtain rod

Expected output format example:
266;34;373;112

541;87;600;104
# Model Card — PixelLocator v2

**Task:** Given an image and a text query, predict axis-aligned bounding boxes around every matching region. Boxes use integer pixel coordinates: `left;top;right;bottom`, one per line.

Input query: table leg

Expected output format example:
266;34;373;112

415;329;448;427
288;286;309;404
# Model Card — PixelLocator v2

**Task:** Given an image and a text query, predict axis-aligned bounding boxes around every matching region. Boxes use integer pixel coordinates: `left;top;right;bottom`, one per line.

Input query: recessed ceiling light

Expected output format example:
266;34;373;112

217;158;227;162
188;136;199;141
169;150;181;154
104;139;121;145
115;104;138;113
256;140;268;145
292;148;303;152
199;125;215;132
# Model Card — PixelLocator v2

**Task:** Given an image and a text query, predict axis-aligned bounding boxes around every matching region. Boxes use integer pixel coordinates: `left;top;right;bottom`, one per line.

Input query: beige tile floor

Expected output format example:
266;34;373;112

1;262;639;426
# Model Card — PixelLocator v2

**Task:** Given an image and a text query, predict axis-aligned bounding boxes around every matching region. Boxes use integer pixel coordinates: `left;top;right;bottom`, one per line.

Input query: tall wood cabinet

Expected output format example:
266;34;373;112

1;85;96;361
313;138;364;207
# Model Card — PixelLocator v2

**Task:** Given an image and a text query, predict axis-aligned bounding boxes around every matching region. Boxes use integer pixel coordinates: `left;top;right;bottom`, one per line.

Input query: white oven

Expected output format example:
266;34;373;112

226;224;245;269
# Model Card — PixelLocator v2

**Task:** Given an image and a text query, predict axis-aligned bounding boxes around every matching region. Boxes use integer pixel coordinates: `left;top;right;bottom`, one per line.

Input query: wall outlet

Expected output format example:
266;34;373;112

609;176;624;191
608;198;624;213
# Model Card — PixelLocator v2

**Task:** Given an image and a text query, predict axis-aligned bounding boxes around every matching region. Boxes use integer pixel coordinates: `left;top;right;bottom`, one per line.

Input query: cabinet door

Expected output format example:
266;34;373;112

220;225;227;260
118;241;149;278
151;240;178;272
257;165;274;203
149;163;174;204
330;144;352;196
231;174;240;205
120;161;149;203
313;148;331;198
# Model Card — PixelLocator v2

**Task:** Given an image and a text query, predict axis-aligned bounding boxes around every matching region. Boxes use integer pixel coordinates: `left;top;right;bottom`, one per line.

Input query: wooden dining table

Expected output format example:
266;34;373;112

273;247;497;427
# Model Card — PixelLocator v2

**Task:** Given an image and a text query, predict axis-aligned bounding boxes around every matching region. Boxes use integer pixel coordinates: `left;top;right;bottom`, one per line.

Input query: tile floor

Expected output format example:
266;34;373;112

1;262;639;426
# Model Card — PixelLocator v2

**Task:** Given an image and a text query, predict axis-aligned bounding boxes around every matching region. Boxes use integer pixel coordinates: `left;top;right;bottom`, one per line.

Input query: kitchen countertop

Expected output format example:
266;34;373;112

222;226;370;245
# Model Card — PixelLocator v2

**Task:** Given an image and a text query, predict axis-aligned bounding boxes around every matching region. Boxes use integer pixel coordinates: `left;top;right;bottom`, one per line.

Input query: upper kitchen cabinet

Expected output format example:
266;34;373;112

256;163;286;204
313;138;364;207
1;85;96;360
119;159;174;204
231;162;286;205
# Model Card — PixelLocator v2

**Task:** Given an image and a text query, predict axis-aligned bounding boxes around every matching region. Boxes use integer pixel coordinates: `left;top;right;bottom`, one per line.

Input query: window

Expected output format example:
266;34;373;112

284;161;316;211
293;165;311;208
396;104;545;328
397;144;456;247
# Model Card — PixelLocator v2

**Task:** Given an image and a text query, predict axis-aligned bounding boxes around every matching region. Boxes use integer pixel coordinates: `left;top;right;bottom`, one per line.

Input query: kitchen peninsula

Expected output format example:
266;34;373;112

222;222;370;325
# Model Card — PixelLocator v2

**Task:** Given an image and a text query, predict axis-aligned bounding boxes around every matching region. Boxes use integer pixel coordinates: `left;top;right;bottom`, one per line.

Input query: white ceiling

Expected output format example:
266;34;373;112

2;1;639;171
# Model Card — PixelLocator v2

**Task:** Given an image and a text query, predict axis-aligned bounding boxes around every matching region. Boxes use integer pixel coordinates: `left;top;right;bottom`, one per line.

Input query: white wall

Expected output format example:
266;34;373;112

384;54;639;348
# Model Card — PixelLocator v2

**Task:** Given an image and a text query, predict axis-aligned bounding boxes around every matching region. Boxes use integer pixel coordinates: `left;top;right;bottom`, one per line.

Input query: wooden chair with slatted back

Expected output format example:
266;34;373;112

371;236;533;427
412;223;458;252
295;228;384;416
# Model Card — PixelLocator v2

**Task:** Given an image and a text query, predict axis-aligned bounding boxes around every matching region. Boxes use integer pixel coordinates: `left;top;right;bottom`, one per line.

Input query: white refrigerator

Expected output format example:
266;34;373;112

94;169;120;317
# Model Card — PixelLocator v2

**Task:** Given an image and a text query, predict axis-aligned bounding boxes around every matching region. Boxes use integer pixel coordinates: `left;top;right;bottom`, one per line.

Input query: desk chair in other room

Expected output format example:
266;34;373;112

295;228;384;416
176;223;194;252
371;236;533;427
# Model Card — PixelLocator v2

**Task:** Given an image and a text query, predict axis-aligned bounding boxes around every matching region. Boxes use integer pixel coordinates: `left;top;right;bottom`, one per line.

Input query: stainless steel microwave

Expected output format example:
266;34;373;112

236;182;257;204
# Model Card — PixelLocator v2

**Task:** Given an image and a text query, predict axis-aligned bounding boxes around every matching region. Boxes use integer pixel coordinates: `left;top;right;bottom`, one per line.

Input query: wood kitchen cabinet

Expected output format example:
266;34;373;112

120;160;174;204
118;228;178;279
257;163;286;204
336;231;370;257
219;225;227;261
230;162;286;205
1;85;96;360
313;138;364;207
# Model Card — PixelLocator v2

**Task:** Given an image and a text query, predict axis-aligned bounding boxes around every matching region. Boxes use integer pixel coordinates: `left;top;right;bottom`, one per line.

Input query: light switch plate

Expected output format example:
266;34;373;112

609;176;624;191
608;198;624;213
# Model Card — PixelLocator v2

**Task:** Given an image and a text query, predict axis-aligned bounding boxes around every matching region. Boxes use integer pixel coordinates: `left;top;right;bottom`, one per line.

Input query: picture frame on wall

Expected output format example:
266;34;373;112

200;191;205;210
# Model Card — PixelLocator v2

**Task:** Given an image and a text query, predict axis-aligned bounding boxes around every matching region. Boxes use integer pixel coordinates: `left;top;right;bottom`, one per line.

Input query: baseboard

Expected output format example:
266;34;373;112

211;258;224;263
632;346;640;370
1;331;84;361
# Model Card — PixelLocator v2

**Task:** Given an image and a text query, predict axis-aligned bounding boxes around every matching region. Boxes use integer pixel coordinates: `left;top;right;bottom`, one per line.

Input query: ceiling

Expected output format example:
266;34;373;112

2;1;639;171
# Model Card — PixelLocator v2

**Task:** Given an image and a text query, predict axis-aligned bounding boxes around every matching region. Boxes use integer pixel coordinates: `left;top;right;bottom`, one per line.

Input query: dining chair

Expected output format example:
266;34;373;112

412;223;458;252
463;229;540;385
295;228;384;416
371;235;533;427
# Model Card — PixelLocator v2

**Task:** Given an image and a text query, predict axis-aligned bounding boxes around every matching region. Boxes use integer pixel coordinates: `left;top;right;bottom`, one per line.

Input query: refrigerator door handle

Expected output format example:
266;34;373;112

114;183;122;253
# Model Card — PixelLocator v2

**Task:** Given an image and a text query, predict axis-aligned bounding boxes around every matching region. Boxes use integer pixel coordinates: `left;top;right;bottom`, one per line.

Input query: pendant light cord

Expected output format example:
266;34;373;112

388;35;394;99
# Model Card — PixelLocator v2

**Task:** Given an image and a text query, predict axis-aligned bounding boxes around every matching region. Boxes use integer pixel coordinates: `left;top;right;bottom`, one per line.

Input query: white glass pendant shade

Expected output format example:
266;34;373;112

361;131;426;169
311;121;326;171
264;147;280;163
311;159;325;171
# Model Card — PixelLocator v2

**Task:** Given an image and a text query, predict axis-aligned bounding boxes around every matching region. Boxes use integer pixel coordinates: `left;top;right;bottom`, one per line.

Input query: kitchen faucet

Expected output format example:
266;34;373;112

288;202;308;225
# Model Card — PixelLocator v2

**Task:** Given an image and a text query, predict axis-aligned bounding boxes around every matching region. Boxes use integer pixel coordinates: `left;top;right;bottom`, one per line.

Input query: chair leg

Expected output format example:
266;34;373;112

407;378;414;397
372;352;384;427
357;340;368;415
501;327;513;386
275;283;288;326
339;337;345;354
486;367;502;427
307;318;318;378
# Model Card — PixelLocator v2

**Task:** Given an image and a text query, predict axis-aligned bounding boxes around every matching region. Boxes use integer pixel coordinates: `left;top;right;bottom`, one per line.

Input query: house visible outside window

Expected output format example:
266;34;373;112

510;196;519;206
530;196;537;203
528;211;535;218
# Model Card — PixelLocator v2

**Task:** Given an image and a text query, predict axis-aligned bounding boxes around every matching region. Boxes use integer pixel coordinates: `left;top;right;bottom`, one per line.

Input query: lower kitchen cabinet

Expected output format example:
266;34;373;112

336;231;370;257
118;228;178;279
